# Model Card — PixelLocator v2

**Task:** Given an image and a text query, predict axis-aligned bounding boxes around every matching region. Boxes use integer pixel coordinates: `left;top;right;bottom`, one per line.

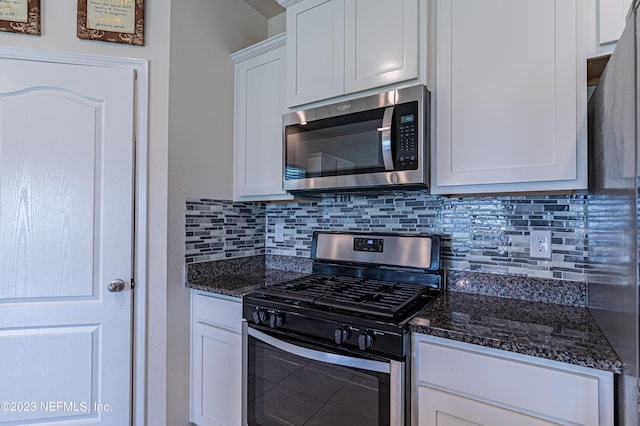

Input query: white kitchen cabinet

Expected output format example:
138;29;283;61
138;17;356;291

232;33;293;201
431;0;588;194
190;291;243;426
282;0;423;107
344;0;419;94
412;334;614;426
418;387;564;426
588;0;633;57
285;0;345;106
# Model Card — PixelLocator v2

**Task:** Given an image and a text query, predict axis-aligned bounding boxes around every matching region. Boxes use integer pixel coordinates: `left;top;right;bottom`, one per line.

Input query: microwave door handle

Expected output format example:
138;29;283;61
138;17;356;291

381;106;395;171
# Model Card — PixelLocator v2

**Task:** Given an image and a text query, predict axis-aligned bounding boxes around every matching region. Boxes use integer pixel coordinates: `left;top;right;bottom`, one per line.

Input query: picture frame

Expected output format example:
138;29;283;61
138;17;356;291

0;0;40;35
77;0;144;46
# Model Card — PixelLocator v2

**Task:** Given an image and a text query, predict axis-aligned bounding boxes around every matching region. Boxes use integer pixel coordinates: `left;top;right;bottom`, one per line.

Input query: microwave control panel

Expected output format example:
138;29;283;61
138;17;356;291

395;101;419;170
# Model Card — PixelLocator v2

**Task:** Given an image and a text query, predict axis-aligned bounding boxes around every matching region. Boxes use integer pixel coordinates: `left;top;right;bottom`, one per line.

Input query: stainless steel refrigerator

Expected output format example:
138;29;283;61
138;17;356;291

589;1;640;424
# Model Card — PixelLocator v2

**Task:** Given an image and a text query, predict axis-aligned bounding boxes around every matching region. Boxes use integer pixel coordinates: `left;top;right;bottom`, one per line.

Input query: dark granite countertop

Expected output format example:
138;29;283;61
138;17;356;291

409;291;622;373
187;268;311;297
185;254;313;298
186;258;621;373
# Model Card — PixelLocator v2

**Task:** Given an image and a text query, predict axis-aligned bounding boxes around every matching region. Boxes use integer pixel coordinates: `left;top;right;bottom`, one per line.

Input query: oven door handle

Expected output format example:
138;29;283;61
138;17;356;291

247;326;390;374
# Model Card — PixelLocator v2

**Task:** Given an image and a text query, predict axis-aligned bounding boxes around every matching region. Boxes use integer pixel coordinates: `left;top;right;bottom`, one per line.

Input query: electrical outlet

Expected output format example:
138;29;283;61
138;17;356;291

530;230;552;259
274;223;285;243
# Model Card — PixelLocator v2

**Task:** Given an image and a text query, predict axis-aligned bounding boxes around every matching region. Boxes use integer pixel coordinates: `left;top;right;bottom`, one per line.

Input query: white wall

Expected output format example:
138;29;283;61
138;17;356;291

167;1;268;425
0;3;172;425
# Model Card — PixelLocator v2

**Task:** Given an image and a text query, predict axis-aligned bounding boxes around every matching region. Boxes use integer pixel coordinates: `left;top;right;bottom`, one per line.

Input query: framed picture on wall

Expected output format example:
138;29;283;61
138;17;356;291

0;0;41;35
77;0;144;46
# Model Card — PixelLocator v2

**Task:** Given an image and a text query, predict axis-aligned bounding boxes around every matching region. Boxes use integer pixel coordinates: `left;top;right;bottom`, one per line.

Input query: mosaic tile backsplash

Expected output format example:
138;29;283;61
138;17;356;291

185;198;265;263
265;192;589;281
186;191;620;283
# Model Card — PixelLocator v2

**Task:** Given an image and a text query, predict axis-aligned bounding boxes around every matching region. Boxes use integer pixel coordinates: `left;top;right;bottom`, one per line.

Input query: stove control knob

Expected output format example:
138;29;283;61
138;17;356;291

252;308;266;325
358;332;374;351
269;312;285;329
334;327;351;345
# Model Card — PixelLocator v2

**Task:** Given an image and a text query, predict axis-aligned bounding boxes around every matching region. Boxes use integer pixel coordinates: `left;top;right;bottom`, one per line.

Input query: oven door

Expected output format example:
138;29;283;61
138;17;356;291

243;324;405;426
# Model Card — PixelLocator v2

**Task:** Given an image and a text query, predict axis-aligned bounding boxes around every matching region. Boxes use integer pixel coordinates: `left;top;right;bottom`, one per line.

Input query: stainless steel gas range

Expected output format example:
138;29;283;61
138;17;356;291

242;231;443;426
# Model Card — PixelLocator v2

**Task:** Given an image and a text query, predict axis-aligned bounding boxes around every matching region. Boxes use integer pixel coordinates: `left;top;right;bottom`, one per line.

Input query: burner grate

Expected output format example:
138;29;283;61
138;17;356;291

259;274;431;320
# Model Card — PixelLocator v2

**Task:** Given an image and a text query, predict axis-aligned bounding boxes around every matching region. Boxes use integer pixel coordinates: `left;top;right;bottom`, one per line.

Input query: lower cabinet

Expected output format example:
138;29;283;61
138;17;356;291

412;334;614;426
191;291;243;426
418;387;568;426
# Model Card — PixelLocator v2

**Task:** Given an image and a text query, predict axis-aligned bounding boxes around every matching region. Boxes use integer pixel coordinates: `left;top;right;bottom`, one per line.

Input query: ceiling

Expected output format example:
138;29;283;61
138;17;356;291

243;0;284;18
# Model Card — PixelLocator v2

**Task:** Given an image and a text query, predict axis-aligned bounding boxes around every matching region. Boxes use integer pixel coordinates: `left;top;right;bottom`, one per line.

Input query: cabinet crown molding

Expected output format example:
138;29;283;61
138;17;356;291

231;33;286;63
276;0;305;8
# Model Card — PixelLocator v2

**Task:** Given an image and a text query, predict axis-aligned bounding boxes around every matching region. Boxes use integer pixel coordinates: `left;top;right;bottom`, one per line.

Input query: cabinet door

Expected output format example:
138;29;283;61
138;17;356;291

433;0;587;194
597;0;633;50
234;41;291;200
192;322;242;426
412;335;614;426
344;0;419;93
418;386;556;426
286;0;345;106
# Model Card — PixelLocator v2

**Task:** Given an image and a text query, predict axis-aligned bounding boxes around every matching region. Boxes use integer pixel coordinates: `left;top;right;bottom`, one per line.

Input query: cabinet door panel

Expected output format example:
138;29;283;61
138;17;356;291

344;0;419;93
236;48;286;197
192;322;242;426
418;387;557;426
287;0;345;106
434;0;586;192
598;0;633;46
233;35;292;201
191;292;243;426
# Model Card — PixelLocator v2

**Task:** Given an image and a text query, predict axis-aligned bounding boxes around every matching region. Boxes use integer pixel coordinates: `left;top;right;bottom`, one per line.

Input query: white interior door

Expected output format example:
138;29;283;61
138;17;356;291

0;57;135;425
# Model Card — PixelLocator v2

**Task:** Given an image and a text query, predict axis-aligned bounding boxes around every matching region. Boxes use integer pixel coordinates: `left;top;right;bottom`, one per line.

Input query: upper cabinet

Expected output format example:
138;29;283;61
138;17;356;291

232;34;293;202
282;0;424;107
588;0;633;57
344;0;419;94
431;0;588;195
285;0;344;105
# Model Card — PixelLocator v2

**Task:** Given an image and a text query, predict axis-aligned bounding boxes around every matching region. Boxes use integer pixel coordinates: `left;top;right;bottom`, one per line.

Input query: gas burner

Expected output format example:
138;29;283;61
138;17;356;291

256;271;439;321
243;231;443;358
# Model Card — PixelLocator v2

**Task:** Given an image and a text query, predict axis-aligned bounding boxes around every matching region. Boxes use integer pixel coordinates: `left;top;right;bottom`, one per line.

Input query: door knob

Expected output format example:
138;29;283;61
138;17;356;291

108;279;126;293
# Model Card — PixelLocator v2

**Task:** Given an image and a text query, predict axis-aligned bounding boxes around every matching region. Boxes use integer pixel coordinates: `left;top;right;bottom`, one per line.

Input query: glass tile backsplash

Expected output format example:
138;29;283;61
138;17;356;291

186;191;619;283
185;198;265;263
265;192;589;281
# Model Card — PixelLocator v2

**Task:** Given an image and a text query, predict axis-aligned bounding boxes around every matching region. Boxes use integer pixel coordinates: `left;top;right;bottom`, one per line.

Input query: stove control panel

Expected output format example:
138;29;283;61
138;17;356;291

358;331;374;351
243;302;408;359
334;326;351;344
269;312;285;329
333;326;378;352
252;308;267;325
252;307;286;329
353;237;384;253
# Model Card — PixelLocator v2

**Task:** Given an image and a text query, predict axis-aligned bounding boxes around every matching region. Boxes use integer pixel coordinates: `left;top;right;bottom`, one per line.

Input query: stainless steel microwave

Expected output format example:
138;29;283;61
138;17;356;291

282;85;430;194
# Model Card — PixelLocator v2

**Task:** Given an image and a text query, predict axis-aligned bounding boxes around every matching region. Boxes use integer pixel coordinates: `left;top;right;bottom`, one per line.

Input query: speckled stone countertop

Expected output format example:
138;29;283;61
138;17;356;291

187;268;311;297
187;259;622;373
185;254;312;297
410;290;622;373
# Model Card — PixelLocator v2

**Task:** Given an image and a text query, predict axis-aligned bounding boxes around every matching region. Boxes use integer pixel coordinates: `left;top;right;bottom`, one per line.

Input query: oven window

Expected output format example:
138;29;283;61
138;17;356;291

247;334;391;426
